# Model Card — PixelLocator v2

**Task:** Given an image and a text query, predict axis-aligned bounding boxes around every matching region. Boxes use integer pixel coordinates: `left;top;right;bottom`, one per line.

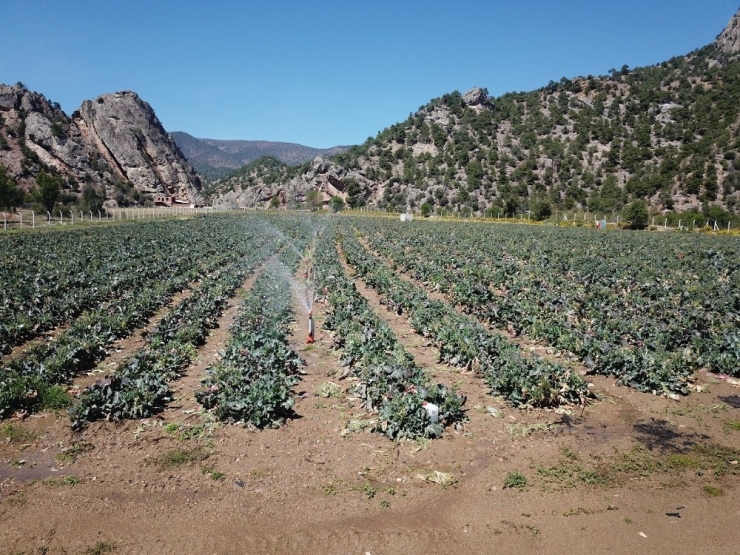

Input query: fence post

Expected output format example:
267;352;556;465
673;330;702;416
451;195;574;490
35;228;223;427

2;212;6;231
32;212;35;228
19;213;23;228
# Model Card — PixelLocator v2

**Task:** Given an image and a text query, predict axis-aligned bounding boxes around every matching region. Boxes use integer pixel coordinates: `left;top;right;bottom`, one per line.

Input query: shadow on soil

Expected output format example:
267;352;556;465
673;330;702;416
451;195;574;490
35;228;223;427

718;395;740;409
632;418;711;452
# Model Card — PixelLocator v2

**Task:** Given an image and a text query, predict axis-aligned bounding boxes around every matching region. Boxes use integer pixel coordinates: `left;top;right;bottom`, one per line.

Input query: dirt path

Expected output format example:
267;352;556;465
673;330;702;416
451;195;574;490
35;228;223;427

0;253;739;554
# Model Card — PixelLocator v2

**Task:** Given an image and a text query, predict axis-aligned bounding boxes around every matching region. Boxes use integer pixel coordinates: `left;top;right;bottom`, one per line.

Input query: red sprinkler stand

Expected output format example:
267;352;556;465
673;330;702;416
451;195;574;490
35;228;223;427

306;311;315;343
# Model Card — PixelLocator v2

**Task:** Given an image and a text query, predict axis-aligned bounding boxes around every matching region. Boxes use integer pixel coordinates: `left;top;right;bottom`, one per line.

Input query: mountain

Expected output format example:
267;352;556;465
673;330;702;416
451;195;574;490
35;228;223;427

211;10;740;219
171;131;349;180
0;85;202;208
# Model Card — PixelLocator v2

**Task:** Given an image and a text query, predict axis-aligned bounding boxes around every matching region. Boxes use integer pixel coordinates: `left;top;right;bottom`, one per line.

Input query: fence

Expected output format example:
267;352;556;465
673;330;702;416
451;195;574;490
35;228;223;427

2;205;735;233
0;206;226;231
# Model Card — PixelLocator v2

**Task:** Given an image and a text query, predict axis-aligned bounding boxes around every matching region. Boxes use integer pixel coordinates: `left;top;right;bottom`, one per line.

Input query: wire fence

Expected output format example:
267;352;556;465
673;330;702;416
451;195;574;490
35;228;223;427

1;205;735;234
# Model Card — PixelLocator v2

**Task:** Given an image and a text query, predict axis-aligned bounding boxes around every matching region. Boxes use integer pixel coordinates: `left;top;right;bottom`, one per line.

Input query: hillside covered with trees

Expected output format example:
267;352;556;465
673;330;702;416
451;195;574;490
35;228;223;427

210;10;740;223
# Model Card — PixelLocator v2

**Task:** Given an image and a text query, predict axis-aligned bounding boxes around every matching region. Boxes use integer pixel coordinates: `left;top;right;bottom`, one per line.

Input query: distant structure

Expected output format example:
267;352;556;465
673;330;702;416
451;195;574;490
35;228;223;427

153;193;175;206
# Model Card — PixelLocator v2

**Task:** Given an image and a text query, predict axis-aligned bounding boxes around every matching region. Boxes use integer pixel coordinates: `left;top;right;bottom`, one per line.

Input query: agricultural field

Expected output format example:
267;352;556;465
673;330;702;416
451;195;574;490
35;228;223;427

1;212;739;555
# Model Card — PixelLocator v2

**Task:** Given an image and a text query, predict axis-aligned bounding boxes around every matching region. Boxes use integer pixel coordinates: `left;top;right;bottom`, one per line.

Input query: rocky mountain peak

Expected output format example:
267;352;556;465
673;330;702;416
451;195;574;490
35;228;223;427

76;91;202;203
0;83;203;206
0;83;60;119
715;9;740;54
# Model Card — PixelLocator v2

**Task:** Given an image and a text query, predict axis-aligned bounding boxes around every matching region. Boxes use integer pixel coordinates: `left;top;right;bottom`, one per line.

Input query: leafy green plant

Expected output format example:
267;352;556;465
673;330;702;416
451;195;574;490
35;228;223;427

314;227;466;439
504;471;527;489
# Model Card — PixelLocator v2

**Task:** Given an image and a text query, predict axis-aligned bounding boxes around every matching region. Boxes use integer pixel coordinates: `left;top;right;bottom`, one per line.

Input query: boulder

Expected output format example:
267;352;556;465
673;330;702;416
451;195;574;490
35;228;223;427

462;87;491;107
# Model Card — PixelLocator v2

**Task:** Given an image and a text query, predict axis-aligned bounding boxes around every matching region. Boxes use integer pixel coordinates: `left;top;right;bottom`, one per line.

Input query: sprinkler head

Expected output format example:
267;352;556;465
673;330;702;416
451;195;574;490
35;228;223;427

306;311;315;343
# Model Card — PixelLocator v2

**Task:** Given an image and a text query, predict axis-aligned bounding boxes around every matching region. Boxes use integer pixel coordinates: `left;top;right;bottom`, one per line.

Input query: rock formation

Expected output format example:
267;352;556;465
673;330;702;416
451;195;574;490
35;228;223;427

76;92;202;203
213;156;371;209
0;84;202;205
716;11;740;54
462;86;493;109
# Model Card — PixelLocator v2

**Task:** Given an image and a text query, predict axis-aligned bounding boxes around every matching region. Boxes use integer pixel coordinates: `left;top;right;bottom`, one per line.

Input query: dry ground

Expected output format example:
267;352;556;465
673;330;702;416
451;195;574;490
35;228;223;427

1;260;739;555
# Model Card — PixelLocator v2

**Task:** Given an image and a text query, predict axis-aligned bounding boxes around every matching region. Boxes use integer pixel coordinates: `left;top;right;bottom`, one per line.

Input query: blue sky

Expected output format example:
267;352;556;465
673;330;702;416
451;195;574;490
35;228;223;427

1;1;738;147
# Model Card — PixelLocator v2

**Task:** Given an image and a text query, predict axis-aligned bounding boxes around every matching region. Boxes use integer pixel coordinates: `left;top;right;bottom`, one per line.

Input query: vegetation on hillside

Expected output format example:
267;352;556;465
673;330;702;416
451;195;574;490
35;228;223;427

212;31;740;223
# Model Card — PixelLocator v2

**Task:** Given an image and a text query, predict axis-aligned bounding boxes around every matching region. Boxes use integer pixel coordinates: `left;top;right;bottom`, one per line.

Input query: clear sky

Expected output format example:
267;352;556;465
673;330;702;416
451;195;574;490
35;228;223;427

1;1;738;147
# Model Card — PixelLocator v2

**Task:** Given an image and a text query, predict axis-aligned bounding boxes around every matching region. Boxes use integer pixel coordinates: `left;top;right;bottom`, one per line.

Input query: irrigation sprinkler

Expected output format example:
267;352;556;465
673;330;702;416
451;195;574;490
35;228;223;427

70;210;74;224
32;212;35;228
59;210;63;224
306;311;315;343
47;211;51;226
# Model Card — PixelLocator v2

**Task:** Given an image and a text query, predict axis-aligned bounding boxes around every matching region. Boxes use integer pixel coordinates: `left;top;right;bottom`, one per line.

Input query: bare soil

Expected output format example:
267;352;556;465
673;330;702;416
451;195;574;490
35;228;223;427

1;261;739;555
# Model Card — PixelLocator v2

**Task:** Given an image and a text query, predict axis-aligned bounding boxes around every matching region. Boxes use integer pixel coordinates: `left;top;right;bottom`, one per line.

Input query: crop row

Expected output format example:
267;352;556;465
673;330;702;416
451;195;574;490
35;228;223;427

69;234;281;428
340;226;590;409
313;225;465;439
196;250;304;427
355;218;739;390
1;268;199;419
0;218;249;355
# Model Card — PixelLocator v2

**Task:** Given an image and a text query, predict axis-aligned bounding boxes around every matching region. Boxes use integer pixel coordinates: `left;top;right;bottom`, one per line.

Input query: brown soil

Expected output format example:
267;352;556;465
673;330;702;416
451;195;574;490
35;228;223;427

1;258;739;555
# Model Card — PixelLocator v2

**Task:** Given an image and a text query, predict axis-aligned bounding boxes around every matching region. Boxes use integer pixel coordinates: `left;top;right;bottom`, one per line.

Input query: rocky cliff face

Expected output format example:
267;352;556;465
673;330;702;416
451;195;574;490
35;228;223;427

716;11;740;54
0;84;202;205
0;84;113;190
77;92;202;203
213;156;371;209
